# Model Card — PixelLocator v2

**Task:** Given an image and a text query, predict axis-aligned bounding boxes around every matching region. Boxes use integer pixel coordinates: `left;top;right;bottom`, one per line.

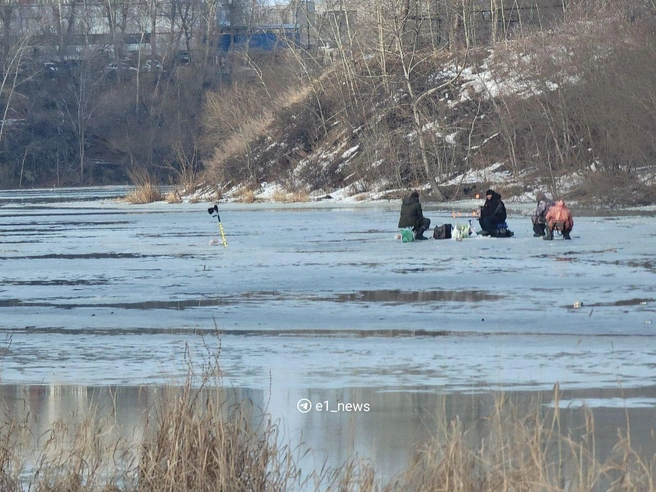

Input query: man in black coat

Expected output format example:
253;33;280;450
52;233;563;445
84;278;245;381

478;189;508;235
398;191;431;240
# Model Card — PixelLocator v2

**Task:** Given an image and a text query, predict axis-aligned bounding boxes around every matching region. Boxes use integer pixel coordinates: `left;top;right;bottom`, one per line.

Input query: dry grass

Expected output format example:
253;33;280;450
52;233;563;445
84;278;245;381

124;169;163;204
165;190;182;204
272;190;288;202
203;85;313;181
272;190;310;203
124;183;162;204
237;188;256;203
1;365;653;492
136;390;300;491
289;191;310;203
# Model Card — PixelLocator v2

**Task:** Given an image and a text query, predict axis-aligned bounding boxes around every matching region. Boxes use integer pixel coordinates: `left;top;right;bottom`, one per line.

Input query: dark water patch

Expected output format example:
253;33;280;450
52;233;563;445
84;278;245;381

12;326;457;337
0;295;271;310
1;210;132;218
338;262;381;268
1;228;52;236
554;256;576;262
334;289;503;304
586;298;654;308
1;228;44;234
0;240;41;245
0;252;197;260
5;326;655;339
626;260;656;273
344;229;388;234
0;253;146;260
294;249;352;254
137;232;201;238
0;289;501;310
2;279;109;286
306;237;381;244
392;267;429;273
532;248;619;261
1;221;130;230
239;290;282;299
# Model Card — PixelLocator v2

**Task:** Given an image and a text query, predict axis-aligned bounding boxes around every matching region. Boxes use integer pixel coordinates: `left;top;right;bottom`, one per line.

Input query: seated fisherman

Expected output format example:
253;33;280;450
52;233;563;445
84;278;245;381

544;200;574;240
478;189;509;236
531;191;555;237
398;191;431;240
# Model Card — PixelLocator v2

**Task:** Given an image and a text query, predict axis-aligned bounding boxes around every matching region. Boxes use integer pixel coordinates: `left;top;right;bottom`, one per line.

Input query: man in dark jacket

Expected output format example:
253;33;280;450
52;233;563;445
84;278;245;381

398;191;431;240
478;189;508;235
531;190;555;237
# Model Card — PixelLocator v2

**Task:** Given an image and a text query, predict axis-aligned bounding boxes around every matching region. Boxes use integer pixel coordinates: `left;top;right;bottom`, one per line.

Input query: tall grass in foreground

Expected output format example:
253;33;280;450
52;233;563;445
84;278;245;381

0;376;653;491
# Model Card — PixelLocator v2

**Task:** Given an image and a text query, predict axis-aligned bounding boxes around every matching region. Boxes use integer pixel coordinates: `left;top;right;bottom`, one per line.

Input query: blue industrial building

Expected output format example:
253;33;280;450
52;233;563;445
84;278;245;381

219;24;301;52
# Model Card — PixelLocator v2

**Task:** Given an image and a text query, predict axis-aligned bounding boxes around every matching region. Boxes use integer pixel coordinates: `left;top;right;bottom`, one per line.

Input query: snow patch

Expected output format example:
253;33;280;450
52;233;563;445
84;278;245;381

441;162;512;186
341;145;360;160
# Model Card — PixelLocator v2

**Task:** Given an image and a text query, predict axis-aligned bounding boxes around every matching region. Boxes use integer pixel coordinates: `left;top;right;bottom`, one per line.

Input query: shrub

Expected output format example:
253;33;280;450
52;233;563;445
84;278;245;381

124;183;163;204
125;168;163;204
165;190;183;204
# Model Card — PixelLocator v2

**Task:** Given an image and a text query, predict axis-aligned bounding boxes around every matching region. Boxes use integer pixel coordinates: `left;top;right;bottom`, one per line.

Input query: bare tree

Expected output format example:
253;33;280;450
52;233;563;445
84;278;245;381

57;50;110;182
0;29;35;143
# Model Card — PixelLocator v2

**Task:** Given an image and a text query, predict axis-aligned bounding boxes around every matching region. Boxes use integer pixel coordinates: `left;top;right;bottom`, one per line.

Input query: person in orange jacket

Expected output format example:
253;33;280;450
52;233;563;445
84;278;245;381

544;200;573;240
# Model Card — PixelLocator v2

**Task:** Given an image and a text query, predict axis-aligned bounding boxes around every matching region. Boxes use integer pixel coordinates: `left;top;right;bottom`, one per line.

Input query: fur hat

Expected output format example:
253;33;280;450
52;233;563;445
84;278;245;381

485;189;494;197
410;191;419;199
536;191;546;202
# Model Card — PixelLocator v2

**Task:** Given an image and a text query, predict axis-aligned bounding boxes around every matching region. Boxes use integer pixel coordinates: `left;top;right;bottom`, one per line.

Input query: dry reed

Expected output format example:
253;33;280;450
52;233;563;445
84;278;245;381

124;183;162;204
237;188;256;203
1;371;653;491
124;169;163;204
272;190;310;203
165;190;182;204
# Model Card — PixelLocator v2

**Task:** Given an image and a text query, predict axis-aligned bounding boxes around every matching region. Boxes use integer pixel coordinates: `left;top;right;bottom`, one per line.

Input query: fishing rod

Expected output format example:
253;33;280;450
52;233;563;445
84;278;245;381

208;204;227;248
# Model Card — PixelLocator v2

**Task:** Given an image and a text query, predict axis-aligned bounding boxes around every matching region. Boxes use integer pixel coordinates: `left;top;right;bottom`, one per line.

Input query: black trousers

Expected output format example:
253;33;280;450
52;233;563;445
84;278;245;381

479;216;502;233
413;217;431;233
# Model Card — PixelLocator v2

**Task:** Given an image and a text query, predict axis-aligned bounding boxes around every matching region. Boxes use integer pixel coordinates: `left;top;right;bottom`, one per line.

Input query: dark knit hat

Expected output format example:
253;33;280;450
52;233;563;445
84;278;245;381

410;191;419;199
485;189;494;196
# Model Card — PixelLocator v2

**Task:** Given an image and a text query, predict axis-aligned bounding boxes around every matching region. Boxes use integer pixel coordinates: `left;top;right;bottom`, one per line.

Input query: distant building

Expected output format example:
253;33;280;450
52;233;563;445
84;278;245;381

0;0;571;65
218;25;301;52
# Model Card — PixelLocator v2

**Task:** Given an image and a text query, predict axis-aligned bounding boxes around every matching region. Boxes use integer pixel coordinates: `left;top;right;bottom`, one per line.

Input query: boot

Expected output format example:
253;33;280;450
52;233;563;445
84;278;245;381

543;227;553;240
563;231;571;240
415;227;428;240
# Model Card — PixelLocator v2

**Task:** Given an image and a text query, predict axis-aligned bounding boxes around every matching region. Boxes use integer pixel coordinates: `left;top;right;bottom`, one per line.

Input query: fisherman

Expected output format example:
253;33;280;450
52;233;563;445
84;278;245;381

478;189;512;237
398;191;431;240
531;191;555;237
544;200;574;240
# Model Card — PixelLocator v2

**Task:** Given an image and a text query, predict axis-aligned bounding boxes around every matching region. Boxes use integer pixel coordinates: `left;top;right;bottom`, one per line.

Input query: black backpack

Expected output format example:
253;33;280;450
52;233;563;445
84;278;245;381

433;224;452;240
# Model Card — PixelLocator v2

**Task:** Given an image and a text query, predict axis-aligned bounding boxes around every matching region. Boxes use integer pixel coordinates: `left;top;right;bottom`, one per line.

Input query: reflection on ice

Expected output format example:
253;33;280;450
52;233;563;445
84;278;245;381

335;289;503;303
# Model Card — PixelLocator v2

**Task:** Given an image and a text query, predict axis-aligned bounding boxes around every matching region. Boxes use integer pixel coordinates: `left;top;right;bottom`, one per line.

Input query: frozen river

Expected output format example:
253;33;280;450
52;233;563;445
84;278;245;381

1;186;655;480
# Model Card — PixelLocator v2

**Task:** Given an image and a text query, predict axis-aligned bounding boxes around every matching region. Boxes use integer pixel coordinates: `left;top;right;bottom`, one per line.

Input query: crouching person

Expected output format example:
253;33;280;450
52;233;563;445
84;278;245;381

398;191;431;240
544;200;574;240
531;191;555;237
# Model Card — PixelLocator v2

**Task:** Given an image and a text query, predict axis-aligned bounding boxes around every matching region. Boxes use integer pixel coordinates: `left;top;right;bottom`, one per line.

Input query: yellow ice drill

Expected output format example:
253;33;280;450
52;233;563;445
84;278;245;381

208;204;227;248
